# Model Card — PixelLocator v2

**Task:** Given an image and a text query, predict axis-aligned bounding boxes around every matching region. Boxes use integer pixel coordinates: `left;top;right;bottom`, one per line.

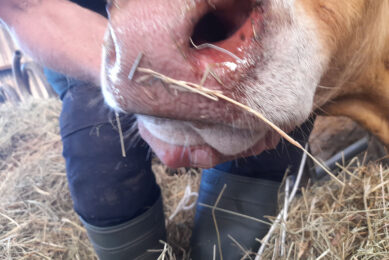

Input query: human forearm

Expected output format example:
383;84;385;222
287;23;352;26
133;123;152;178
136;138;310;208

0;0;107;85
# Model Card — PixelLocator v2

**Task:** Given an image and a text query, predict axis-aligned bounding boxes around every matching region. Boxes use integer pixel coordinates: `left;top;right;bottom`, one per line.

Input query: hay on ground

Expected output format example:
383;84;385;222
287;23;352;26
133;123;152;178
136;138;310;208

260;161;389;259
0;99;198;260
0;99;388;260
0;99;96;260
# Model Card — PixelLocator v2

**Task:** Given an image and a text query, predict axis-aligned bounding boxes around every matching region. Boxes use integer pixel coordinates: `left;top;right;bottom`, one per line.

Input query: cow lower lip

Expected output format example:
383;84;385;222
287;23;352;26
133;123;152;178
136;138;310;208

138;122;219;168
138;121;271;168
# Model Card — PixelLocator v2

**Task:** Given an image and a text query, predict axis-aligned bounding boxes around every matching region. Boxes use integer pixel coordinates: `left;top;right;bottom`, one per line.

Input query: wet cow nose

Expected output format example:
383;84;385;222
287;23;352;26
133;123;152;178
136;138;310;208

102;0;262;117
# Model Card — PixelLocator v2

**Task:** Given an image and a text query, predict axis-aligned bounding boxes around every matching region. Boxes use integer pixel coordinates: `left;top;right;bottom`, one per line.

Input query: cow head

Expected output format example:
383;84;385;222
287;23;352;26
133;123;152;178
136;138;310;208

101;0;389;167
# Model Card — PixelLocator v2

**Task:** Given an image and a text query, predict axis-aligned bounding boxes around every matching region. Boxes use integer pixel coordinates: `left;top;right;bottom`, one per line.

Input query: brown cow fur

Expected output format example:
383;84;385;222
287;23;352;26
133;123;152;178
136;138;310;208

304;0;389;148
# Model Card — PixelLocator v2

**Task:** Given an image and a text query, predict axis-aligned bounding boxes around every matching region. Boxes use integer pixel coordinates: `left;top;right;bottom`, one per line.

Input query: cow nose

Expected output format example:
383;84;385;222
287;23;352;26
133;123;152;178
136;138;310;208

105;0;257;69
102;0;262;115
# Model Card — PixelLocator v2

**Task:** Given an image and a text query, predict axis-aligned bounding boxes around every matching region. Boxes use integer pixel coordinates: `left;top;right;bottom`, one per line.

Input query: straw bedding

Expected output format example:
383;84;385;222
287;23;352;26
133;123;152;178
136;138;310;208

261;162;389;259
0;98;388;259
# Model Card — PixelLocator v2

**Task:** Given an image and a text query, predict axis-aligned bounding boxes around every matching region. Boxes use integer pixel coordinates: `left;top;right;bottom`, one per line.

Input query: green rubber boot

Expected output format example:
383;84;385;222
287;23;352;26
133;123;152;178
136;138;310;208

191;169;280;260
81;195;166;260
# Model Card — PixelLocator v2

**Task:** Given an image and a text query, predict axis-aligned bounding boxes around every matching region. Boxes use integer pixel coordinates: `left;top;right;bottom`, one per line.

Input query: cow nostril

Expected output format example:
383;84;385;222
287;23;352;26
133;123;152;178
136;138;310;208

190;1;253;46
191;12;230;45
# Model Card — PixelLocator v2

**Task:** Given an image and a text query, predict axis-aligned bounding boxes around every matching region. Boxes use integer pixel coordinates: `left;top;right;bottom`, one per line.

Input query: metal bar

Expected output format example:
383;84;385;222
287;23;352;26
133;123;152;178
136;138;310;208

12;50;31;99
314;136;369;178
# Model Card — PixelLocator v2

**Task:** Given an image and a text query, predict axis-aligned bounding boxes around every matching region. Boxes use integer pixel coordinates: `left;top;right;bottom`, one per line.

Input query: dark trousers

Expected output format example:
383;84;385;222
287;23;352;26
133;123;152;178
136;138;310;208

60;83;159;227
